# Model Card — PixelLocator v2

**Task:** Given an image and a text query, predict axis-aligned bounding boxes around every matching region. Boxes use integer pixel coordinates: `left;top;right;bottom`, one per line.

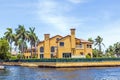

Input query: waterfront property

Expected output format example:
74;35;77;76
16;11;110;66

24;29;92;59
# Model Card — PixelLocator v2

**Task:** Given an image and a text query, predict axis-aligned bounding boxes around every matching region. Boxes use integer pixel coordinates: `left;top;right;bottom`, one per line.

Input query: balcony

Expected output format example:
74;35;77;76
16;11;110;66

76;45;84;49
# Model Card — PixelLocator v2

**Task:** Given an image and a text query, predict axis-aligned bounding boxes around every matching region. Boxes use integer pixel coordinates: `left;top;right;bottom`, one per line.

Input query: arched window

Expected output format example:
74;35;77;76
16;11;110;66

80;52;84;55
88;53;91;57
40;47;44;52
56;38;59;41
51;46;55;52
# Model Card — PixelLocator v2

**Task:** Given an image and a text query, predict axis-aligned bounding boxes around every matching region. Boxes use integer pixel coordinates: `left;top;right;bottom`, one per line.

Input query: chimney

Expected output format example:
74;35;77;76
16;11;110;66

44;34;50;40
70;28;75;35
70;28;76;49
44;34;50;58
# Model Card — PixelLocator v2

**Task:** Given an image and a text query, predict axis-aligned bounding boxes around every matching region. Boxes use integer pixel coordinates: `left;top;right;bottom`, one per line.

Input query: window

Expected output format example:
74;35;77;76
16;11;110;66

60;42;64;46
80;44;82;48
80;52;84;55
90;45;92;48
56;38;59;41
87;44;92;48
40;54;44;58
51;54;54;58
63;53;71;58
40;47;44;52
87;45;89;48
51;46;55;52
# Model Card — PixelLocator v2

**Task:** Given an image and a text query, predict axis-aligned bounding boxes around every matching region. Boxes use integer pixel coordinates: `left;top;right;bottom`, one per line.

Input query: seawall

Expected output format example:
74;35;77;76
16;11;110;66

3;61;120;68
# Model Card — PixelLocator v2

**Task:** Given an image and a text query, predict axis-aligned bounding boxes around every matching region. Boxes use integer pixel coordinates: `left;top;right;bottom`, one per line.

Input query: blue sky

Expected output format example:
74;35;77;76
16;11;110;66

0;0;120;49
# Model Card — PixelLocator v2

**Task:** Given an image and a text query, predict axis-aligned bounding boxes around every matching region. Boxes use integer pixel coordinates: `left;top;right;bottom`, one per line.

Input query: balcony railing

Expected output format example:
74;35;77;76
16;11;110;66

76;45;84;49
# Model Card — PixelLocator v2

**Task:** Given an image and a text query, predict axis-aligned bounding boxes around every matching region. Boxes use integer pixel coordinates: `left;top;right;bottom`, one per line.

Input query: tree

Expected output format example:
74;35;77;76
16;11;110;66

13;33;19;52
113;42;120;57
105;42;120;57
92;48;99;57
105;45;115;57
17;39;27;53
15;25;29;55
28;27;38;58
94;36;105;57
4;28;14;53
0;38;11;60
88;37;94;44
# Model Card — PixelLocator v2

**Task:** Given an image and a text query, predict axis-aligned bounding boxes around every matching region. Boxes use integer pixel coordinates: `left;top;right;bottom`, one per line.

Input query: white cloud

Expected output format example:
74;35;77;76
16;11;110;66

86;20;120;48
102;20;120;46
37;0;82;31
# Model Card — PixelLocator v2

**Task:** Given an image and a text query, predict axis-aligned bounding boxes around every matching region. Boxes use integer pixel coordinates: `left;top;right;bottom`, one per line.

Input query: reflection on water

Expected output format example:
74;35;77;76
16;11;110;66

0;66;120;80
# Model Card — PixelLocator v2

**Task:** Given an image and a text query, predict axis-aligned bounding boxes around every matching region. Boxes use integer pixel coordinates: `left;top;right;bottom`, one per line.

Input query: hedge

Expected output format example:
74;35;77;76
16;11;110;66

7;58;120;62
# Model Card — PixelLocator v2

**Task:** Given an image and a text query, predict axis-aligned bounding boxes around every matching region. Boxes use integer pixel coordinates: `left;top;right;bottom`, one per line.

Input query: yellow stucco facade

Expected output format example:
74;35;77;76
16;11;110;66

24;29;92;59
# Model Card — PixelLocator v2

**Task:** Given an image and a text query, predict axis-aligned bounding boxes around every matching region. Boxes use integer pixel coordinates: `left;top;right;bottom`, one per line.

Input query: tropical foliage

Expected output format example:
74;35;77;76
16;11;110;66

94;36;105;52
88;36;120;58
28;27;38;58
106;42;120;57
4;28;14;53
3;25;38;59
0;38;11;60
88;36;105;57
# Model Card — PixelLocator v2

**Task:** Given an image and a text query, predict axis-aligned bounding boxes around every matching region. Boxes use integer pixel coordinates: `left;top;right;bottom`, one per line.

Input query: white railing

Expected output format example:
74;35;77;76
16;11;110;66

40;52;44;54
76;45;84;49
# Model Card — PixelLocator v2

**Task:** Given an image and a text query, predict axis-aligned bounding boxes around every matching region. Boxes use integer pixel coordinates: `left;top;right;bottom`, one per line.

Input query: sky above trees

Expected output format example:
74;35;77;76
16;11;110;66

0;0;120;49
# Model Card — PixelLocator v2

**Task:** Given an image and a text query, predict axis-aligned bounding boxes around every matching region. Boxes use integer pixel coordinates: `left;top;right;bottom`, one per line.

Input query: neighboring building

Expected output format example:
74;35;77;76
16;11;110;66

24;47;37;58
24;29;92;59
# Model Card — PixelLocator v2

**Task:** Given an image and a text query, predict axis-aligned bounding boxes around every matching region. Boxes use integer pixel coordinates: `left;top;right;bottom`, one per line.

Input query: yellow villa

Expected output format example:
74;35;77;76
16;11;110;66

24;29;93;59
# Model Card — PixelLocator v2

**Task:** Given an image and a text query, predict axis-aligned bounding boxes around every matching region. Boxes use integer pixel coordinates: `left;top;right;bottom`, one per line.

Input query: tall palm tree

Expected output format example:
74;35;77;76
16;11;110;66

94;36;105;57
4;28;14;53
13;33;20;52
105;45;114;57
15;25;29;54
13;34;18;51
94;36;105;52
88;37;94;43
113;42;120;57
106;42;120;57
17;39;27;53
28;27;38;58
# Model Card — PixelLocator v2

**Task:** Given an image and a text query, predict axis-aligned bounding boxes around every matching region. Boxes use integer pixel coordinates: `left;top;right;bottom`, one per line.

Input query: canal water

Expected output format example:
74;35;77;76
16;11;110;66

0;66;120;80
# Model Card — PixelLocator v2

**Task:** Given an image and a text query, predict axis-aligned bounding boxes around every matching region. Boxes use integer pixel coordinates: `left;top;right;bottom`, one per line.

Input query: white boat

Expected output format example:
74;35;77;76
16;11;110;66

0;66;5;70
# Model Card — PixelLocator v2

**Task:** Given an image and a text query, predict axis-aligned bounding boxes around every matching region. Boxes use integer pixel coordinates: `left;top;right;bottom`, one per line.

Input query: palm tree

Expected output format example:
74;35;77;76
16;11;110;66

94;36;105;57
113;42;120;57
105;42;120;57
4;28;14;53
13;34;18;51
17;39;27;53
105;45;114;57
15;25;29;55
88;37;94;43
28;27;38;58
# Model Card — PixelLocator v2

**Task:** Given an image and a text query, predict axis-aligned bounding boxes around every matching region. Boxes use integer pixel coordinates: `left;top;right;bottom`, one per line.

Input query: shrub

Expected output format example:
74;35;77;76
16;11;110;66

86;54;91;58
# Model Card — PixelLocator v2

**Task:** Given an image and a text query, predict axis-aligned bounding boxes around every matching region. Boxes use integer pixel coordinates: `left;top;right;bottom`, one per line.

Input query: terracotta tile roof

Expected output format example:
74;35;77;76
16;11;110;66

76;38;92;44
57;35;70;42
49;35;62;40
37;34;92;46
37;35;62;46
